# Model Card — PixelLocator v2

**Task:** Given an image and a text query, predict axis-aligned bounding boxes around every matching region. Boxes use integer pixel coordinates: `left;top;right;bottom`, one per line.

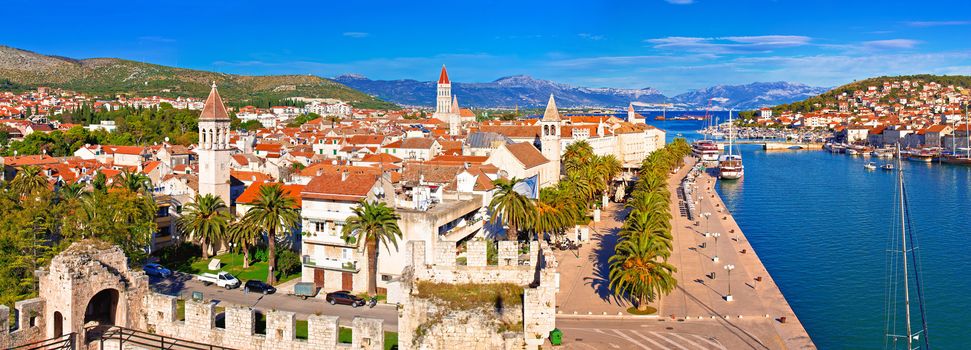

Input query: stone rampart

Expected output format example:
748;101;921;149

399;239;558;349
144;293;384;350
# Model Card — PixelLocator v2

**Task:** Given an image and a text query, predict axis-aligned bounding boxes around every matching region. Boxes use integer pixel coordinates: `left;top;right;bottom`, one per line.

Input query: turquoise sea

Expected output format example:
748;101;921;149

646;117;970;349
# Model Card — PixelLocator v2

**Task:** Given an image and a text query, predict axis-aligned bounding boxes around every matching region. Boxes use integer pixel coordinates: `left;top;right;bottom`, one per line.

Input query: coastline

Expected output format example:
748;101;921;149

662;157;815;349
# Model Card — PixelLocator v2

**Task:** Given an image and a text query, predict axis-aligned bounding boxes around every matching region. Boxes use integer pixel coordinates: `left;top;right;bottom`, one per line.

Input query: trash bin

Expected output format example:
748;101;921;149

549;328;563;346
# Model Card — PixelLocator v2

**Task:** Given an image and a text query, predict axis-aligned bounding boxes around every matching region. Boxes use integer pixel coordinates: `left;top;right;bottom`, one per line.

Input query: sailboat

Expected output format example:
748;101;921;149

884;146;930;350
719;109;744;180
942;107;971;165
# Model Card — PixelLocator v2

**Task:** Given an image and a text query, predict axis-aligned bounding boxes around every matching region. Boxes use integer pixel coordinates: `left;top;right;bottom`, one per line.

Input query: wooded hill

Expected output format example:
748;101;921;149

0;46;396;109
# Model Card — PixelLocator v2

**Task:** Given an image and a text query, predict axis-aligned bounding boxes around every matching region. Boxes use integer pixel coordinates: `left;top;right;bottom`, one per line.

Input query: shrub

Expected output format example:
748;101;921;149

154;242;201;272
276;249;301;279
253;247;269;263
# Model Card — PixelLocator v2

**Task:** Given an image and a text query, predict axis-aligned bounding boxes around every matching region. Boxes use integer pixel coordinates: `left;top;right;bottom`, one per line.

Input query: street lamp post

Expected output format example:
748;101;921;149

711;232;721;262
724;264;735;302
702;212;712;236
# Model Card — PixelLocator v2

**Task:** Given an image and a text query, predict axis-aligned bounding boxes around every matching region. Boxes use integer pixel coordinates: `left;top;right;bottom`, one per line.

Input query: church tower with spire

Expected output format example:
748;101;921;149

434;65;452;115
449;95;461;136
540;94;562;174
197;83;232;206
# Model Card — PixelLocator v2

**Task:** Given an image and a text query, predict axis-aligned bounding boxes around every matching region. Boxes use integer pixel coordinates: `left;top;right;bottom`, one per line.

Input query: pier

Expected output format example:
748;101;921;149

664;158;816;349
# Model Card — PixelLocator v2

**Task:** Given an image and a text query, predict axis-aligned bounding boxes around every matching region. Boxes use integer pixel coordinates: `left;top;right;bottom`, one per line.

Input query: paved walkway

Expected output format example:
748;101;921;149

553;157;815;349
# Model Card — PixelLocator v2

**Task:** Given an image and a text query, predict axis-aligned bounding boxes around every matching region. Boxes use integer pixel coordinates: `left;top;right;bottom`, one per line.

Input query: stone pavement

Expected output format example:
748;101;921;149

552;157;815;349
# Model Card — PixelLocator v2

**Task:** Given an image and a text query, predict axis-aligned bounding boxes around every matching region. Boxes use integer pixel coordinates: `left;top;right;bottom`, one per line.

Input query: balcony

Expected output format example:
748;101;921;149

302;231;358;248
302;255;359;272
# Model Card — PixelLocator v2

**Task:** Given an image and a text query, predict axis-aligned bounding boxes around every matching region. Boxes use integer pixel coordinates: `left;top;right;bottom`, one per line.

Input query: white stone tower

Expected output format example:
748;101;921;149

434;65;452;115
197;83;232;205
540;94;562;170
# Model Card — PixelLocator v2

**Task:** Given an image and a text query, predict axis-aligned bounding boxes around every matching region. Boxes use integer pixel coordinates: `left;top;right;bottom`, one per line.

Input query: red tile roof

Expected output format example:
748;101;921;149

302;173;379;201
200;84;230;120
438;65;450;84
236;181;304;207
505;142;549;168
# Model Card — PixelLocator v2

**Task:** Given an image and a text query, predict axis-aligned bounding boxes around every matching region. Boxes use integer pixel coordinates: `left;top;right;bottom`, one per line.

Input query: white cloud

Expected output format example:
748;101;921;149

863;39;919;50
645;35;811;54
342;32;370;38
905;20;971;27
577;33;605;41
665;0;694;4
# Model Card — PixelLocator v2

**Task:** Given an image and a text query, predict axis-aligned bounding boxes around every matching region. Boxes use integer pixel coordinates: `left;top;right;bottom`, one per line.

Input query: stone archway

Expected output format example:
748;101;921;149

53;311;63;337
83;289;120;326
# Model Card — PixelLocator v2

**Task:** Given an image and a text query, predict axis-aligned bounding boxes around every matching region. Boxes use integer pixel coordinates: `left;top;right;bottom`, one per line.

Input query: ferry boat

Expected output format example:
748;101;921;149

718;110;744;180
692;140;720;162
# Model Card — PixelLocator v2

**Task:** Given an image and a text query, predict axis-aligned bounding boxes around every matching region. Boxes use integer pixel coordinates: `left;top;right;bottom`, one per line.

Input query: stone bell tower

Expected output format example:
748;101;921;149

197;83;232;205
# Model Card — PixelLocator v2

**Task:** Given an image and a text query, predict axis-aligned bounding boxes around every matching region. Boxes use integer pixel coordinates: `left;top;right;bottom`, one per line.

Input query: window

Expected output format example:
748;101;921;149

342;248;353;260
314;222;326;233
381;275;392;282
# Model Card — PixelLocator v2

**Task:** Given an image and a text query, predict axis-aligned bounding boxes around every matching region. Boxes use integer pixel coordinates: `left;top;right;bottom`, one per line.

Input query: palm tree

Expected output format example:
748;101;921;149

342;200;402;296
11;165;48;197
533;188;579;242
181;194;230;260
242;183;299;284
488;177;536;241
228;220;262;269
116;169;153;195
58;182;86;201
609;232;678;311
563;140;594;174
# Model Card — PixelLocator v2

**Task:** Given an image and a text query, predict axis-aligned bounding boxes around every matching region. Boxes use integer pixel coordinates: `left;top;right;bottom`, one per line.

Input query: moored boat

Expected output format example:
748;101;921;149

718;109;744;180
692;140;721;162
906;148;937;162
881;163;895;171
864;162;877;170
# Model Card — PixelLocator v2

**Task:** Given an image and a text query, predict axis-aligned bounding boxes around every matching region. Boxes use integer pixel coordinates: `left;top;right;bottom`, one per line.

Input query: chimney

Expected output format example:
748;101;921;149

341;170;349;182
316;168;322;176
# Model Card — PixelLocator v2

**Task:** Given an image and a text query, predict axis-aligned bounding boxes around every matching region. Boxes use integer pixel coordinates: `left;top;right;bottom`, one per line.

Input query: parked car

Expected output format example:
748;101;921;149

325;291;365;307
244;280;276;294
143;263;172;278
197;272;241;289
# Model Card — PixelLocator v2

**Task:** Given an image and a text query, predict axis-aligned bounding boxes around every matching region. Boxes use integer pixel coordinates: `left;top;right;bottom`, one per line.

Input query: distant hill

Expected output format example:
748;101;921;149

335;74;668;108
0;46;396;109
335;74;827;110
769;74;971;113
670;82;830;110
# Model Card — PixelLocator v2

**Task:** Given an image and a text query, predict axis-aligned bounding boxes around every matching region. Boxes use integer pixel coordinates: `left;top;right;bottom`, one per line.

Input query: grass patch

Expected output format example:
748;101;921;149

339;327;352;343
176;299;185;321
296;320;308;339
625;306;658;315
414;281;523;310
181;253;300;286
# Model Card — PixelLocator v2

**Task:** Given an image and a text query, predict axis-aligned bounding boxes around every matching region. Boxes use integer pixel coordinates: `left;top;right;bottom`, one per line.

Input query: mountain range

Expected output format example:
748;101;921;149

335;74;829;110
0;46;395;109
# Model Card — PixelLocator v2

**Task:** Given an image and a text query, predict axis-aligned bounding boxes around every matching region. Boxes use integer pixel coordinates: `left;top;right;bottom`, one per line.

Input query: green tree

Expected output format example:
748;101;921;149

242;183;299;284
180;194;230;260
342;200;402;296
116;169;153;195
228;220;262;269
488;177;536;241
10;165;48;198
609;232;677;311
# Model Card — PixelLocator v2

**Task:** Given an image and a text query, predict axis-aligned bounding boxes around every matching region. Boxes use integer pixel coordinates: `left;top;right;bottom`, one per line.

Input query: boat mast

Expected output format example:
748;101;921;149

728;109;734;157
897;145;913;350
966;104;969;159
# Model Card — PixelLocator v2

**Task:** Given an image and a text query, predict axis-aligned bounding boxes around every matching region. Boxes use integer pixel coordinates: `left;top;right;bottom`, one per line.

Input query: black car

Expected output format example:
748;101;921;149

325;291;365;307
244;280;277;294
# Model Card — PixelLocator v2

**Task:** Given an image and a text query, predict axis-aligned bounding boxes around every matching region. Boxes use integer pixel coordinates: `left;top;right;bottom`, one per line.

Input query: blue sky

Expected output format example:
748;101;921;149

2;0;970;94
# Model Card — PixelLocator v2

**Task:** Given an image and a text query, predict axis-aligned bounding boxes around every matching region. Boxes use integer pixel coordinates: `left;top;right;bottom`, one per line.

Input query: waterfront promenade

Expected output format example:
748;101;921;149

553;156;815;349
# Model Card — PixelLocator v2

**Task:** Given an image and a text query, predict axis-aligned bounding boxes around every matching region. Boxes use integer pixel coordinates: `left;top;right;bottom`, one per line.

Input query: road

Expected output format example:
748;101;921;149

149;273;398;330
551;319;730;350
